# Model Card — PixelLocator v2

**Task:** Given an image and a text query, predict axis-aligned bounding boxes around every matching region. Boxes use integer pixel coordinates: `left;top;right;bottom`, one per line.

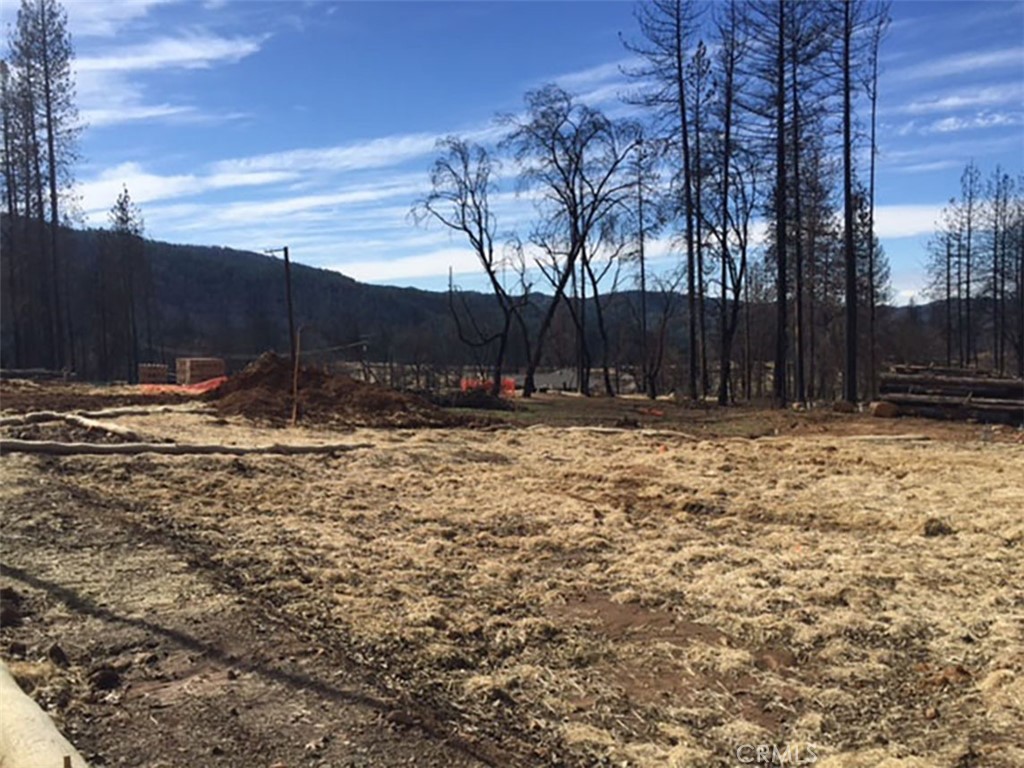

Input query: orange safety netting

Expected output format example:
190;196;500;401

139;376;228;395
460;377;516;396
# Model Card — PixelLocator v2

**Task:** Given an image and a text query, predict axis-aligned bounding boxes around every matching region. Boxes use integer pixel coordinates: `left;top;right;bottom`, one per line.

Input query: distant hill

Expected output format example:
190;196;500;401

2;218;962;387
1;219;503;375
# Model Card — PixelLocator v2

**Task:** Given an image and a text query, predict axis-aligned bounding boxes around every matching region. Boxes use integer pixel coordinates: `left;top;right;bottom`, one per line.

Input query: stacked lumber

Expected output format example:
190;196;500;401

137;363;169;384
175;357;226;385
879;366;1024;424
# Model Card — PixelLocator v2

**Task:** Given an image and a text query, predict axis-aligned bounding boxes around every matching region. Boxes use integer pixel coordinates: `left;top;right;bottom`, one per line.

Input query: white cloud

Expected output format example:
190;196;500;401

81;103;197;128
896;83;1024;115
77;34;265;73
922;112;1024;134
332;247;484;283
878;134;1023;168
65;0;181;37
78;162;301;215
73;31;266;129
212;133;444;176
873;204;942;239
890;160;964;175
552;57;637;91
891;46;1024;81
203;184;425;225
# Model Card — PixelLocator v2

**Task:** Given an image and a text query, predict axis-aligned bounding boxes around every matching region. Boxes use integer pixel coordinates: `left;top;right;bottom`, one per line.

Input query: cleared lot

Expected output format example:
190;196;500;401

1;394;1022;766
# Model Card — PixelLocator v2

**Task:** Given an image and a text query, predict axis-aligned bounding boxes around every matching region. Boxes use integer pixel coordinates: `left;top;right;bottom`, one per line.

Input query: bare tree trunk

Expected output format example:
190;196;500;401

674;2;699;401
866;14;883;397
791;49;806;404
842;0;858;404
945;238;952;367
773;0;789;407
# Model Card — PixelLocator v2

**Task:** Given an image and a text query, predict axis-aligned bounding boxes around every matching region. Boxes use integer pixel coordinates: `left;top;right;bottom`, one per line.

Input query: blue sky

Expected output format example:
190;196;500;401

6;0;1023;302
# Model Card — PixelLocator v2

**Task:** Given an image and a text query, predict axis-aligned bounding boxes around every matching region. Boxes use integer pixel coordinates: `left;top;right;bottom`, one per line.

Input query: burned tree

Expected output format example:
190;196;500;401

414;137;528;396
500;86;634;397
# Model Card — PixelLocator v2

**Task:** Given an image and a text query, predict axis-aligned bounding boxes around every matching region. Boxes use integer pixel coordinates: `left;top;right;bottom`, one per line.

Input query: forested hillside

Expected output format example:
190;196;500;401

0;217;483;379
0;216;977;398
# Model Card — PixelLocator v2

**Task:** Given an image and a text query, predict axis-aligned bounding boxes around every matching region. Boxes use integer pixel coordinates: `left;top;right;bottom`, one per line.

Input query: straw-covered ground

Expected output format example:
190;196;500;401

1;387;1022;767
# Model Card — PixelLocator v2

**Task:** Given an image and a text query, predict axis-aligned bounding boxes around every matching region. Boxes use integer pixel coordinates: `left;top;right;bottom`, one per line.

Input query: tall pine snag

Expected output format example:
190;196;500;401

622;0;704;400
101;185;147;381
4;0;80;370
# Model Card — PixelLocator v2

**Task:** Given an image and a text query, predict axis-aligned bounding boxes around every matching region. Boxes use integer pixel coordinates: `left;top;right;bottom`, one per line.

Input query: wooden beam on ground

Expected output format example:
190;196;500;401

0;661;90;768
0;440;372;457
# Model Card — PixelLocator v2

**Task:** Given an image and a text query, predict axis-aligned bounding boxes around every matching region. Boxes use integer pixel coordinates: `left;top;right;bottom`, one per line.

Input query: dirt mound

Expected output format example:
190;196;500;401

211;352;459;428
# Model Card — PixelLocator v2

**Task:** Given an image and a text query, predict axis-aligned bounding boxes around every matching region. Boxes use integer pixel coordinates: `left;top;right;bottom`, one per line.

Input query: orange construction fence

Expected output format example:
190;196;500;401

460;377;516;396
139;376;228;395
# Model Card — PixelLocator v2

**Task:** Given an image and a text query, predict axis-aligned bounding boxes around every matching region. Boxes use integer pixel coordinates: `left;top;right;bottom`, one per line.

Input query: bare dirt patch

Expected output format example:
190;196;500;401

2;386;1022;766
0;379;192;414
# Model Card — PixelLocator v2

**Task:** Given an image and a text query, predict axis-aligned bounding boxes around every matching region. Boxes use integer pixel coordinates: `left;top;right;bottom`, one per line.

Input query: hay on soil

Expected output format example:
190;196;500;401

211;352;458;428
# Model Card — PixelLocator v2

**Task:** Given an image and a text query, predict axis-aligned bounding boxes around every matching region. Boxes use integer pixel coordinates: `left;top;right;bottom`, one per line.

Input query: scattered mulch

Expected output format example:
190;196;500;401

210;353;464;428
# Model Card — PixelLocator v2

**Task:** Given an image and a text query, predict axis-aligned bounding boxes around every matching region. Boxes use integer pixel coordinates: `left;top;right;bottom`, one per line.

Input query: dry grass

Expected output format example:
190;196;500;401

3;406;1022;765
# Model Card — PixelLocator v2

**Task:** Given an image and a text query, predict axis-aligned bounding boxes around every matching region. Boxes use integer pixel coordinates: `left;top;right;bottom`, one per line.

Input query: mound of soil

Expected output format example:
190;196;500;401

211;353;460;428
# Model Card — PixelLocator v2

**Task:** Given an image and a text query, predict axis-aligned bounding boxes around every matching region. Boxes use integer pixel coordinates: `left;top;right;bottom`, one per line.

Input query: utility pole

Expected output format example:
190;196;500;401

265;246;296;368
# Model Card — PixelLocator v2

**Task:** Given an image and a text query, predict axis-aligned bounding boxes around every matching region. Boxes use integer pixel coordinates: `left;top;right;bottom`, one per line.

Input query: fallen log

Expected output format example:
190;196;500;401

843;434;932;442
879;373;1024;400
883;404;1022;425
62;415;144;441
76;405;214;419
881;393;1024;411
0;412;149;442
0;660;90;768
0;440;373;457
0;410;68;427
887;364;1001;378
0;405;212;428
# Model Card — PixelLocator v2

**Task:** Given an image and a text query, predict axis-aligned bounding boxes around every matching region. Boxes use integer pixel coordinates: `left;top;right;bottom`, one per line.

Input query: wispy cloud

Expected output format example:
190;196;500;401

211;133;443;176
894;83;1024;115
888;160;964;175
77;33;265;73
74;31;266;129
890;46;1024;81
199;182;428;225
879;134;1023;167
873;204;943;239
921;112;1024;134
79;162;300;213
331;247;484;283
81;103;197;128
64;0;183;37
551;57;637;91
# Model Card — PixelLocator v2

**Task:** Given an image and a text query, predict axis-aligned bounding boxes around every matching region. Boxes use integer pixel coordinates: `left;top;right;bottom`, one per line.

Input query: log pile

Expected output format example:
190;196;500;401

879;366;1024;425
